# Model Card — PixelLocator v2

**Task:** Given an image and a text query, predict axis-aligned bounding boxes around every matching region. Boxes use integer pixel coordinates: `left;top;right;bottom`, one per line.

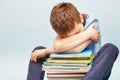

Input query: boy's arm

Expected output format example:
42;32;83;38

53;32;90;52
30;32;92;62
53;24;99;52
65;39;91;53
31;23;99;62
30;48;54;62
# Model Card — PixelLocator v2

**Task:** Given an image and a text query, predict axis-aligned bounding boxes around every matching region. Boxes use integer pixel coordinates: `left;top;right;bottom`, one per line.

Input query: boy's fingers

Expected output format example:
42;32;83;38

32;53;36;62
30;53;33;61
30;53;36;62
34;55;37;62
32;54;35;62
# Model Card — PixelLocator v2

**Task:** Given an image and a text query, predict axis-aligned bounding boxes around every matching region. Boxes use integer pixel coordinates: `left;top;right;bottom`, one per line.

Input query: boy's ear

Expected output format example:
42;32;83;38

79;14;84;24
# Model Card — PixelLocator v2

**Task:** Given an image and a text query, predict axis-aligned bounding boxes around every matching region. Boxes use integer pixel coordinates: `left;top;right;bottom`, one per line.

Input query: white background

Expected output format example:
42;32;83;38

0;0;120;80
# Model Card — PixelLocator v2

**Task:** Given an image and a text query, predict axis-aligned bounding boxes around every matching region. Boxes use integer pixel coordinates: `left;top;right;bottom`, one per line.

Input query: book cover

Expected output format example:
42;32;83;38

43;66;89;70
45;70;87;74
43;62;88;67
47;77;82;80
42;66;91;73
45;54;94;64
50;49;92;58
47;73;85;78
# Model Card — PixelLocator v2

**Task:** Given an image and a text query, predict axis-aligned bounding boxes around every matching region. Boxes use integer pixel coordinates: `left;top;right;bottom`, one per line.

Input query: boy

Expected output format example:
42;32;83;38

27;2;119;80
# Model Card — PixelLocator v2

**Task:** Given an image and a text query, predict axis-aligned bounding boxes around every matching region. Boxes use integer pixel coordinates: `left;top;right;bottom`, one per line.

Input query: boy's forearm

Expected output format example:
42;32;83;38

53;30;92;52
45;48;55;54
44;40;91;54
44;39;91;54
65;39;91;53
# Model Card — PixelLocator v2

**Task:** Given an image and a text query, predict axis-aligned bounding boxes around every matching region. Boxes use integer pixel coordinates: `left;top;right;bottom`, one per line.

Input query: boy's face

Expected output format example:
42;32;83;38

63;22;84;37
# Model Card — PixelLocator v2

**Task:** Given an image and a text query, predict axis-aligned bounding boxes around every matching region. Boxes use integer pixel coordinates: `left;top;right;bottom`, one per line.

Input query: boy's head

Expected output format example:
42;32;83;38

50;2;87;37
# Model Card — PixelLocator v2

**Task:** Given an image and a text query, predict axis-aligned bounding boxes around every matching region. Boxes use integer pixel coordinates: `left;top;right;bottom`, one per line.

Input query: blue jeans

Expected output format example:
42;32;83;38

82;43;119;80
27;43;119;80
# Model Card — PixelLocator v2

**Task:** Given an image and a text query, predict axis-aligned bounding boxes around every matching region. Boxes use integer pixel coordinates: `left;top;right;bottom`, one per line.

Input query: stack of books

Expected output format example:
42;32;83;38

42;49;94;80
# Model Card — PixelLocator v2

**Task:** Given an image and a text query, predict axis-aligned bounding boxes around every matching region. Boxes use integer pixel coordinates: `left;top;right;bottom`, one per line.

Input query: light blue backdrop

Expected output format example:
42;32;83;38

0;0;120;80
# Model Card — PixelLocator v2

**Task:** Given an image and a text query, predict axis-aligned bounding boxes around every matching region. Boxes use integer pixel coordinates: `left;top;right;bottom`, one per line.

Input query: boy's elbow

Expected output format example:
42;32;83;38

53;42;63;52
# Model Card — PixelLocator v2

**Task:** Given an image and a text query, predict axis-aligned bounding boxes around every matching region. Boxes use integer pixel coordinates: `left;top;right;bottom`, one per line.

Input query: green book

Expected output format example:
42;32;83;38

45;54;94;64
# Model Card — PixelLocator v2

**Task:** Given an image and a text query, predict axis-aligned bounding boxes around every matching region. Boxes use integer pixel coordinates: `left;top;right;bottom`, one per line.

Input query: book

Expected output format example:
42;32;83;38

42;66;91;73
43;62;88;67
50;49;92;58
47;72;86;75
43;49;93;80
47;73;85;78
45;70;88;74
47;77;82;80
43;66;90;70
45;54;94;64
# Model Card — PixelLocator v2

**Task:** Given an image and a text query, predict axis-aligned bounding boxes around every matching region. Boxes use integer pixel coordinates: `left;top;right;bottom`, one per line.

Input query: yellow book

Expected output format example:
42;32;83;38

45;54;94;64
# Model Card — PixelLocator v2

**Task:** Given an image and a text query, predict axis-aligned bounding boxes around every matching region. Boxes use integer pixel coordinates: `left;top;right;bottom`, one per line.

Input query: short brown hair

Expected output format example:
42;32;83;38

50;2;86;36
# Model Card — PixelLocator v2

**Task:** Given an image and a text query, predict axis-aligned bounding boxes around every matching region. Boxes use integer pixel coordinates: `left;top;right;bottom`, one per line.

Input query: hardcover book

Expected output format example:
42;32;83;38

50;49;92;58
45;54;94;64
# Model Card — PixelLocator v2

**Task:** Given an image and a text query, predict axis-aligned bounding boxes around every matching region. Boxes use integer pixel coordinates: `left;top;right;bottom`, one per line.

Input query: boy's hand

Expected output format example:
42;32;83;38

87;23;100;43
30;49;47;62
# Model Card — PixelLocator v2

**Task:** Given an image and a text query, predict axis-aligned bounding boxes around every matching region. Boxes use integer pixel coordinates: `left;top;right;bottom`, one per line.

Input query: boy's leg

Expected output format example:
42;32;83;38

82;43;119;80
27;46;50;80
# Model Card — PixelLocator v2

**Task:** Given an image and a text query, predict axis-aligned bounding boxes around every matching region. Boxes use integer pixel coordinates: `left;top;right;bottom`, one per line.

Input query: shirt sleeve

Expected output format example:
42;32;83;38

84;18;101;56
94;19;101;56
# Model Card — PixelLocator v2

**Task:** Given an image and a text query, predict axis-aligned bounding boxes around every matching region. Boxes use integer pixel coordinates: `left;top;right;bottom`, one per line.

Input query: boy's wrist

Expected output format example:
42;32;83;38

45;48;54;55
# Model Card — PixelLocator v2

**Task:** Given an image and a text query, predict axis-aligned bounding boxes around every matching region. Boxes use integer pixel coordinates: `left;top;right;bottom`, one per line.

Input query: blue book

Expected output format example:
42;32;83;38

50;49;92;58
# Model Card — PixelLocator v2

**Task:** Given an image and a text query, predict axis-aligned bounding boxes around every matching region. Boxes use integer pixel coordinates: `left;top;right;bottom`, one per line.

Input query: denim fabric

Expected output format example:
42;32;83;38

27;46;49;80
82;43;119;80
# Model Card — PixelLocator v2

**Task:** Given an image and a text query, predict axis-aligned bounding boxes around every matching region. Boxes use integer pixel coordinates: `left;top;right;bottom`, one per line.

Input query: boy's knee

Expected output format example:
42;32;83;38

32;46;46;52
104;43;119;57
